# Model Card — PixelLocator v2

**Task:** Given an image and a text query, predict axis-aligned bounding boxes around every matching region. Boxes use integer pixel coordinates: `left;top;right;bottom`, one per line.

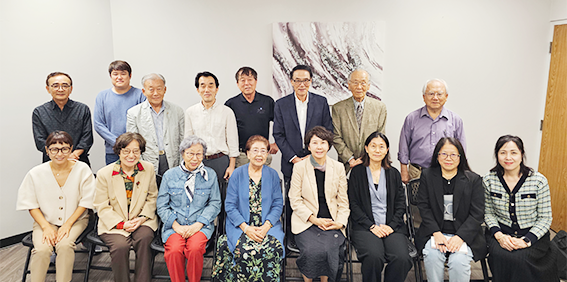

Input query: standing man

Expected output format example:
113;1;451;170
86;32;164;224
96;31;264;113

33;72;93;165
94;60;145;164
273;65;333;248
398;78;466;183
225;66;278;167
127;73;184;183
184;71;239;189
332;69;387;172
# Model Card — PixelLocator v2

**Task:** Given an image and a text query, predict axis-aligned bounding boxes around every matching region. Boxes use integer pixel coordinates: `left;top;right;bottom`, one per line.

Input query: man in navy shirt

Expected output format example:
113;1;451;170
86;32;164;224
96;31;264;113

33;72;93;165
225;67;278;167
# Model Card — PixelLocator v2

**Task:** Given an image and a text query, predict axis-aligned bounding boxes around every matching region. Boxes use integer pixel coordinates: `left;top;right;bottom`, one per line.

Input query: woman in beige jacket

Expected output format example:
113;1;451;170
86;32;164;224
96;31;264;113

289;126;350;282
94;132;158;282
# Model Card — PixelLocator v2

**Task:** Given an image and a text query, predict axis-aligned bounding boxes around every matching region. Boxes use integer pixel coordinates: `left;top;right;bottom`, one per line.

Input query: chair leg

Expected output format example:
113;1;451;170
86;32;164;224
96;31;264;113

21;247;32;282
481;258;490;282
414;258;423;282
84;243;95;282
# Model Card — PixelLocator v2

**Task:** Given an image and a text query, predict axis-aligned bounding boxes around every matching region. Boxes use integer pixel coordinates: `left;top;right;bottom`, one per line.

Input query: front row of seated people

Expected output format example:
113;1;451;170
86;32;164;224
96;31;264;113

17;129;558;282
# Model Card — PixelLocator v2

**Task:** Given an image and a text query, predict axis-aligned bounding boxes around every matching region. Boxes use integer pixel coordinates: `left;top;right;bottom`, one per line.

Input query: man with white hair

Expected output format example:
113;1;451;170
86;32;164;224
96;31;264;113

332;69;387;172
127;73;184;182
398;79;466;183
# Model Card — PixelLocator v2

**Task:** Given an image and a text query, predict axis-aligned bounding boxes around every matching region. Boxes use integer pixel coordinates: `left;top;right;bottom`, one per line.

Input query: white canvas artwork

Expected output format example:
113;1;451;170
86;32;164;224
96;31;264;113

272;21;385;105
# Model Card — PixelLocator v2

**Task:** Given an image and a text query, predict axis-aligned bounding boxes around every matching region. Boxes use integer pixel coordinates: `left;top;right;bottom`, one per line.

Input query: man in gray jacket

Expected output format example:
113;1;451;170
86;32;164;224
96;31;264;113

127;73;184;183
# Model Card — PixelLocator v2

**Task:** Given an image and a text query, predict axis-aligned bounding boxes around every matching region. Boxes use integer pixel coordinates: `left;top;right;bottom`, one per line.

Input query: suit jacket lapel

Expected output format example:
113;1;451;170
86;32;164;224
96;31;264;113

112;173;129;219
360;98;376;141
345;98;360;137
432;169;445;214
452;173;466;217
288;94;301;134
305;159;319;206
305;92;315;132
130;174;141;212
142;102;158;144
162;101;170;138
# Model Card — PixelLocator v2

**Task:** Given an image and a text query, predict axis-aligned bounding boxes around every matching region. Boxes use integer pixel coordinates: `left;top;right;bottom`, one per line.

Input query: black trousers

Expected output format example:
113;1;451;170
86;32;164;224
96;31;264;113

351;229;412;282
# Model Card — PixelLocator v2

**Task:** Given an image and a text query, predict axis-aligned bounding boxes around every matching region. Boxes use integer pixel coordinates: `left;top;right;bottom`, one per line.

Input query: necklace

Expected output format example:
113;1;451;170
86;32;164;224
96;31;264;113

51;162;71;177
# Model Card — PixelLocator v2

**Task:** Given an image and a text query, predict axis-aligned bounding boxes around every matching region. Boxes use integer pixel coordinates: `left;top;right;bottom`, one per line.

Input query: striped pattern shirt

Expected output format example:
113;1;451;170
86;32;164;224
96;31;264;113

483;171;552;241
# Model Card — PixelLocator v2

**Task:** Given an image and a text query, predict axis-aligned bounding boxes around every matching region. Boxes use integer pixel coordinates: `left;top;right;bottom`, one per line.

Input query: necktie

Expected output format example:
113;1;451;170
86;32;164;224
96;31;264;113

356;104;363;130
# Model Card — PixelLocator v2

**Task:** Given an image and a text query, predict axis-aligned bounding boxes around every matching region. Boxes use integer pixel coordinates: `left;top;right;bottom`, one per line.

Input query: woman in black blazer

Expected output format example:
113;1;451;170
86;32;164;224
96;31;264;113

416;137;486;282
348;132;412;282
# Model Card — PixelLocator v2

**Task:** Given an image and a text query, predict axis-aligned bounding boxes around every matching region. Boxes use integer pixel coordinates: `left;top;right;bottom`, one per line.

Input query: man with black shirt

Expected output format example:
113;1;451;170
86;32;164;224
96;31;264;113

225;67;278;167
33;72;93;165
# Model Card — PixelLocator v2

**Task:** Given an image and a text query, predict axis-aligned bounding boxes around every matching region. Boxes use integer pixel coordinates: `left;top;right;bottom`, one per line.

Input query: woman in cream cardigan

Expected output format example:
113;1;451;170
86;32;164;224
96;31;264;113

94;132;158;282
289;126;350;282
17;131;95;282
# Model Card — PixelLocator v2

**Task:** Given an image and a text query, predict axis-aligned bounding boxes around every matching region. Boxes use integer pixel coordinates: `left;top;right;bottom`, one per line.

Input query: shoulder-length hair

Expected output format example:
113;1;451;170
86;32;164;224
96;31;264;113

489;135;532;176
361;131;391;169
430;137;470;172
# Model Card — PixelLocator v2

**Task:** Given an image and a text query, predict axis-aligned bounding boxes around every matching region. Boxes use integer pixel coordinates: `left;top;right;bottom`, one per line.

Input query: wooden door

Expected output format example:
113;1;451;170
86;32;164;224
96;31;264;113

539;24;567;232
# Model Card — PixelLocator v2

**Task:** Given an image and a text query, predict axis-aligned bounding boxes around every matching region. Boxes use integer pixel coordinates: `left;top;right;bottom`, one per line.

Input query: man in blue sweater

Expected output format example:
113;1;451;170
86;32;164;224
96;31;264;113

94;60;146;164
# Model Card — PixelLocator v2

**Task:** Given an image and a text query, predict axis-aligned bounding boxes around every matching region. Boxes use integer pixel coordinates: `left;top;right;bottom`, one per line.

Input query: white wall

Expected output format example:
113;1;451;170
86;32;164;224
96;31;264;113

0;0;115;239
0;0;554;239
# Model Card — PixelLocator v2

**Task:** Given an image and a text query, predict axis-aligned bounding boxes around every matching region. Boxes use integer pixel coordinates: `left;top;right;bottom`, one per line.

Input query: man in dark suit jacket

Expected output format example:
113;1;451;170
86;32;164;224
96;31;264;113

273;65;333;181
273;65;333;249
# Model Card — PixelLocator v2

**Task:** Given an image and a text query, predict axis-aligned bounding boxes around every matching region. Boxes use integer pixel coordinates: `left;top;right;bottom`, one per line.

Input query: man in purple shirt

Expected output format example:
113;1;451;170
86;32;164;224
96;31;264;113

398;79;466;183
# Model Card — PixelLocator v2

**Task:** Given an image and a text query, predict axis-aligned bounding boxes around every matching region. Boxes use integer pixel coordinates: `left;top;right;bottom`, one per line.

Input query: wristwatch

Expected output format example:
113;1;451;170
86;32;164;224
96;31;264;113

521;236;532;247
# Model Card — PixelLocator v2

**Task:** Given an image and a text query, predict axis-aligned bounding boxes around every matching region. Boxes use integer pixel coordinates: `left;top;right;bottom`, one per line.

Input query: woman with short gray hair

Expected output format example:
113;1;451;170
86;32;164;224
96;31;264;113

157;135;221;282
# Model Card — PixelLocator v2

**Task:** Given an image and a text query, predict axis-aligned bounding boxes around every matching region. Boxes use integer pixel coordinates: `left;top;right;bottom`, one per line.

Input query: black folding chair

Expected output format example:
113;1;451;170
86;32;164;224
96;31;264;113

21;210;96;282
282;201;350;282
149;217;219;280
346;181;421;282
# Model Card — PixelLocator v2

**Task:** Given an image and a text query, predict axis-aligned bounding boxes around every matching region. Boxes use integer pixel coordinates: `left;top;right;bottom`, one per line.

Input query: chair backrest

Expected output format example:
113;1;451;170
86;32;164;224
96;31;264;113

407;178;420;206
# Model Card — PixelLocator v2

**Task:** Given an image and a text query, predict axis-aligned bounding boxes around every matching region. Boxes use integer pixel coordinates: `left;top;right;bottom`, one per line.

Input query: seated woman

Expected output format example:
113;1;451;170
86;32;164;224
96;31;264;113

213;135;284;281
416;137;486;282
94;132;158;282
348;132;412;282
157;135;221;282
17;131;95;282
484;135;559;282
289;126;350;282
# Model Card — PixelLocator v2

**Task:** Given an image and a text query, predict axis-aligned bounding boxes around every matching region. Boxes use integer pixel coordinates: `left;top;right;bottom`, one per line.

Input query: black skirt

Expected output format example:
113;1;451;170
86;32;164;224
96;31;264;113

295;225;346;282
487;232;559;282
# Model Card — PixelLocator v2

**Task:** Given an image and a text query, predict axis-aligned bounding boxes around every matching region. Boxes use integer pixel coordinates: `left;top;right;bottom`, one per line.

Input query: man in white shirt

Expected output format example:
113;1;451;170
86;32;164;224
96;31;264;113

184;71;239;191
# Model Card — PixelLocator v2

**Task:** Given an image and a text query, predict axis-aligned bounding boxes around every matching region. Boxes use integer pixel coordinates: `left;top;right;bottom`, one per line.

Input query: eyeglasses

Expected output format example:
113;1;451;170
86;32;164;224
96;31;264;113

121;148;141;155
48;147;71;155
250;148;268;155
438;152;460;160
425;92;446;98
292;79;311;85
349;81;368;87
145;87;165;93
184;152;203;159
50;83;71;90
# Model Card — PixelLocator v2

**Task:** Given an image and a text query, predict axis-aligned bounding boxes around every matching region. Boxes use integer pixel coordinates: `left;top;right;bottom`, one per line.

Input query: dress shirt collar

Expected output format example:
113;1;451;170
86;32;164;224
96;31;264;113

49;99;74;110
352;96;365;109
294;91;309;105
419;105;448;120
199;100;219;111
238;92;258;104
149;101;166;115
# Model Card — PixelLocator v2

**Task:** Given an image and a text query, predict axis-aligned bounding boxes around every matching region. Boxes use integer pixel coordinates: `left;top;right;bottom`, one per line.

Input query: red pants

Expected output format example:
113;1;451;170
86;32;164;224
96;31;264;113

164;232;208;282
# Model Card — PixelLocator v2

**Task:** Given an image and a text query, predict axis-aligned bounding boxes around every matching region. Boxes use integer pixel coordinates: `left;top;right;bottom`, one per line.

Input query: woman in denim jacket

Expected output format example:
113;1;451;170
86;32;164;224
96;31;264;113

157;135;221;282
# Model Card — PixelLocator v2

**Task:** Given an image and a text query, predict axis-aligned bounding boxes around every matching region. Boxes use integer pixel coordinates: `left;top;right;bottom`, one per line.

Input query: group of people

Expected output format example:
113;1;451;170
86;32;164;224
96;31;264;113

16;60;558;282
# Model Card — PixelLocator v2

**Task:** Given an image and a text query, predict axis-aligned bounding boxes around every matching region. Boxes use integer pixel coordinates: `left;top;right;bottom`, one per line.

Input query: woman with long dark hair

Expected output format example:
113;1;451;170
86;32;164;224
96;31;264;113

416;137;486;282
483;135;558;282
348;131;412;282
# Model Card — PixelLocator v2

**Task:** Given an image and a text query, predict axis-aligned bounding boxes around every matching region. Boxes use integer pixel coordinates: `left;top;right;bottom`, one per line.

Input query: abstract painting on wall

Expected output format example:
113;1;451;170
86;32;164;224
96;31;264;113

272;21;385;105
